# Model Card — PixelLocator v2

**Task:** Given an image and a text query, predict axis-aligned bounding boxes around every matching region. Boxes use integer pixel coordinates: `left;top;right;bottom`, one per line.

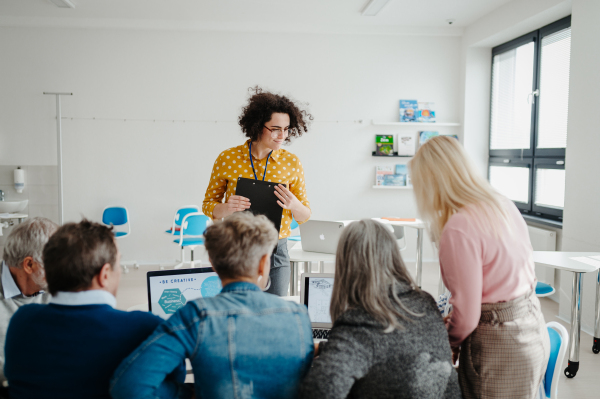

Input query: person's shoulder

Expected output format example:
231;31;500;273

108;308;163;331
217;143;247;159
277;148;301;164
8;303;47;326
270;295;309;314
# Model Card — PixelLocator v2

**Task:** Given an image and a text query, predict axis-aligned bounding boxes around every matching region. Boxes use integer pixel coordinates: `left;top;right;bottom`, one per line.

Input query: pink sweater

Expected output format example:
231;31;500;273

439;199;536;347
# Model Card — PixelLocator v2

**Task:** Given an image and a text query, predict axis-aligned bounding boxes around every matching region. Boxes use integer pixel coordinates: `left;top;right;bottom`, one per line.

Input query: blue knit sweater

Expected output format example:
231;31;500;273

4;303;168;399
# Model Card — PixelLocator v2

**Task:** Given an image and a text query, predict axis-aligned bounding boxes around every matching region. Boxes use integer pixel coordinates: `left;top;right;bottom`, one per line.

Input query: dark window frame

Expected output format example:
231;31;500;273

488;15;570;223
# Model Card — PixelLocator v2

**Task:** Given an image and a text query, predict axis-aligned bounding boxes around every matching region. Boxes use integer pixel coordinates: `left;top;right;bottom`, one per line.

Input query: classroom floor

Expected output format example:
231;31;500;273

116;260;600;397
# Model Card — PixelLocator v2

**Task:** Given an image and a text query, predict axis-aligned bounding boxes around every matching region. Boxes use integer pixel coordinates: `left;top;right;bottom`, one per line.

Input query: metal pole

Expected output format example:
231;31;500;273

438;266;446;297
43;92;72;225
290;261;298;296
416;227;424;288
56;95;63;225
593;269;600;354
565;272;583;378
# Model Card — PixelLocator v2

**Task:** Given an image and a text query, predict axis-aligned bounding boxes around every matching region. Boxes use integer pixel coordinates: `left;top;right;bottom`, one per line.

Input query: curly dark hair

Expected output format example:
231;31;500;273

238;86;313;143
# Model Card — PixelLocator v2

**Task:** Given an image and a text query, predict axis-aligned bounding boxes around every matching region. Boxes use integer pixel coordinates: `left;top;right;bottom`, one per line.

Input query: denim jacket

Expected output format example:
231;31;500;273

110;282;314;399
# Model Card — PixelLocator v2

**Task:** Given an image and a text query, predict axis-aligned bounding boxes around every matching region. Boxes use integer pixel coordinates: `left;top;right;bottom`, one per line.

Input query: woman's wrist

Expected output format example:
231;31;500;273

291;202;310;223
212;203;230;220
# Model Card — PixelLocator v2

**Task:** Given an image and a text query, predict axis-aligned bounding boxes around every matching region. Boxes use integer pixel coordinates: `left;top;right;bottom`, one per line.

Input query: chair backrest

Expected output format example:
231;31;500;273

290;216;299;230
544;322;568;399
391;225;405;240
103;207;128;226
174;206;200;227
181;213;211;237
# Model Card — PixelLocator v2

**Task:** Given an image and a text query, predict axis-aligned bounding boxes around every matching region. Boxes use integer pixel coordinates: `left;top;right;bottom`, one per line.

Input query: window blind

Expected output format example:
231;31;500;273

537;28;571;149
490;42;535;150
489;165;530;204
535;168;565;209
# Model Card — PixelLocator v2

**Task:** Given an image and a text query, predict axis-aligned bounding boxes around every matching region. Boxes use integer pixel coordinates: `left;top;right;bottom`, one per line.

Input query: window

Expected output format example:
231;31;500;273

489;16;571;222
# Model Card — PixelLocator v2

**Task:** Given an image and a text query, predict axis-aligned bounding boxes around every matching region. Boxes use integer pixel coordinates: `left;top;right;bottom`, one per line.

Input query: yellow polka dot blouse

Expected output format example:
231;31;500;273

202;141;311;239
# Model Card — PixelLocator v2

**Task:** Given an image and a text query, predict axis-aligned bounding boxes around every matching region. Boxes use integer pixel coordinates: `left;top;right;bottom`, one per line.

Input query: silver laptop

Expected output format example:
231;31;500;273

300;272;334;341
299;220;345;254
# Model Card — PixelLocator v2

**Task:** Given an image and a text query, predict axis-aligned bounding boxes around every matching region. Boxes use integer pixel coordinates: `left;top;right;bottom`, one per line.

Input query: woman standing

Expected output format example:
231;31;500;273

409;136;549;399
202;88;312;296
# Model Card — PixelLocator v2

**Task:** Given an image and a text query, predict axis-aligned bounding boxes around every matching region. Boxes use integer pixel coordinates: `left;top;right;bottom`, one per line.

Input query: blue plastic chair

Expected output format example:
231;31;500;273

288;216;301;242
536;281;556;297
166;205;199;235
102;206;136;272
102;206;130;239
539;322;568;399
173;212;211;269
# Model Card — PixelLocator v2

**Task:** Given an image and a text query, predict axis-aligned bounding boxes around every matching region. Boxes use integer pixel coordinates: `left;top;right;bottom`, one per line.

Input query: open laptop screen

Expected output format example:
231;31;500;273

147;268;222;319
303;275;334;324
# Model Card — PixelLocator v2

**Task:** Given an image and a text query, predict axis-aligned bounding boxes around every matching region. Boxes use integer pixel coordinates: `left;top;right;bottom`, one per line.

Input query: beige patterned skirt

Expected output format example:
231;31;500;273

458;289;550;399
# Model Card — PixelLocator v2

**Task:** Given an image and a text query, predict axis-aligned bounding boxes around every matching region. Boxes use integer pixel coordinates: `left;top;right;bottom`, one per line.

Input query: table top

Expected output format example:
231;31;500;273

288;243;336;262
371;218;426;229
533;251;600;273
0;213;27;219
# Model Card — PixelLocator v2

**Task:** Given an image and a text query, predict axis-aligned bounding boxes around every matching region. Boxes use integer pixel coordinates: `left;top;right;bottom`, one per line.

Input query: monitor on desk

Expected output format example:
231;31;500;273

147;268;222;319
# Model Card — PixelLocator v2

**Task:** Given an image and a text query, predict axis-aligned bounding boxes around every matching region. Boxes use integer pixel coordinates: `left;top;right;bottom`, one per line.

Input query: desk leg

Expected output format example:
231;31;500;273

438;266;446;297
594;270;600;354
318;261;324;273
416;228;424;289
565;272;583;378
290;261;298;296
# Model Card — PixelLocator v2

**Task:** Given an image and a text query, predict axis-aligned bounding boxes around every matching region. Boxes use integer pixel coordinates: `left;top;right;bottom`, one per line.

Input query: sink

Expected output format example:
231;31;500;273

0;200;28;214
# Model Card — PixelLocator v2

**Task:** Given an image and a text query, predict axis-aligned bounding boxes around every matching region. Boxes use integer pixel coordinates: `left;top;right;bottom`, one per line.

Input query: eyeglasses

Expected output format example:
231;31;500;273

264;125;290;138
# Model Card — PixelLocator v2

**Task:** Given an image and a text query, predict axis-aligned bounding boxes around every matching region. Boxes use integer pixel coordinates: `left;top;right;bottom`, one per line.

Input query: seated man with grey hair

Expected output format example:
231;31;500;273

4;219;185;399
0;217;58;384
110;212;314;399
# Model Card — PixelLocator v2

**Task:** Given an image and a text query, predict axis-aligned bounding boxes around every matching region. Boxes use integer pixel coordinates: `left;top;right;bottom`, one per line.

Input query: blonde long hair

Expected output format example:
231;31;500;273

409;136;510;245
330;219;421;331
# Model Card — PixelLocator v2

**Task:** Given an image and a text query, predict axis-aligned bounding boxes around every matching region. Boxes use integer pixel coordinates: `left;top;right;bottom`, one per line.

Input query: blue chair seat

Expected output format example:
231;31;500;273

536;282;555;296
114;231;128;238
174;238;205;246
288;235;301;242
165;229;182;235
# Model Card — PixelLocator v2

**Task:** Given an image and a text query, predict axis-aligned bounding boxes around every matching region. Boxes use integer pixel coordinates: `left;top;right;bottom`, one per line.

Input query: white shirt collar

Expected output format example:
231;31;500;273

2;261;23;299
50;290;117;308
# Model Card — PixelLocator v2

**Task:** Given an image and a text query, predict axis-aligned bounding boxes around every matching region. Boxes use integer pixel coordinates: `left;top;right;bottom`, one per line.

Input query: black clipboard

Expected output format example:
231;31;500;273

235;177;285;233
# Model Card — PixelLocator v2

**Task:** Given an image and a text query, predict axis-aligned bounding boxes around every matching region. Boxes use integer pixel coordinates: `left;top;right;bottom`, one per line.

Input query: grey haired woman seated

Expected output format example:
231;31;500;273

299;219;463;399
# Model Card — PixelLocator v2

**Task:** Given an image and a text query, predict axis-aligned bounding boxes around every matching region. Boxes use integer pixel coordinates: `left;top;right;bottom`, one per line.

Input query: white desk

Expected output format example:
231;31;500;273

288;243;335;296
372;218;427;288
533;251;600;378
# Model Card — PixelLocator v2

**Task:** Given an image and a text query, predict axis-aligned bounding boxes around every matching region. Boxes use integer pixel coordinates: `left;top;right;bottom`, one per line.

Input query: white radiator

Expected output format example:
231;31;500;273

527;225;557;286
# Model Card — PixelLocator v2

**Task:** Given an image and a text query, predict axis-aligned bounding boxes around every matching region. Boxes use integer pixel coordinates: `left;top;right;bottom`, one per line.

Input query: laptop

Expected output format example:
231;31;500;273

300;272;334;341
147;268;222;319
299;220;345;254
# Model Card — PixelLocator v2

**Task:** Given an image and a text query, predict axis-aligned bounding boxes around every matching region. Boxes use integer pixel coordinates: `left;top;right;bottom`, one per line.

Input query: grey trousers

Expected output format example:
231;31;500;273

266;238;290;297
458;289;550;399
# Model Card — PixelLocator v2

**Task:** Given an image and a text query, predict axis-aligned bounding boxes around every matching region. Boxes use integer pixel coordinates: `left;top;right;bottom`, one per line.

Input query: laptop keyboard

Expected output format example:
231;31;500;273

312;329;330;340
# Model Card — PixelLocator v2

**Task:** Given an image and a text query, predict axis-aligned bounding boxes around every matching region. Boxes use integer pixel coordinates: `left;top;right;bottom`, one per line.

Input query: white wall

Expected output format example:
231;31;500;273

0;27;461;265
560;0;600;334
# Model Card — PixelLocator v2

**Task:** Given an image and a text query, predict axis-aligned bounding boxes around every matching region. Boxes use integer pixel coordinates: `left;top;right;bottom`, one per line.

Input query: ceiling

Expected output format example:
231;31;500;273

0;0;513;34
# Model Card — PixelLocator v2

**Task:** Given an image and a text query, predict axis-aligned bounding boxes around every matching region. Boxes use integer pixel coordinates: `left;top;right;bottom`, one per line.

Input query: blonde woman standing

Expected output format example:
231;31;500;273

409;136;549;399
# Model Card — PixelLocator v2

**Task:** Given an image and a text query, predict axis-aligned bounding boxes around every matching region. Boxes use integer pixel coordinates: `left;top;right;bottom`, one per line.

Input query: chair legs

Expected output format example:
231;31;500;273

174;247;186;269
173;246;202;269
121;261;139;274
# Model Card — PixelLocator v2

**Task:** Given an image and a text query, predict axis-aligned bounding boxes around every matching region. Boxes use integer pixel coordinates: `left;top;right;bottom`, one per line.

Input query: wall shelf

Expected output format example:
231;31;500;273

372;185;413;190
372;151;413;157
372;121;460;127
